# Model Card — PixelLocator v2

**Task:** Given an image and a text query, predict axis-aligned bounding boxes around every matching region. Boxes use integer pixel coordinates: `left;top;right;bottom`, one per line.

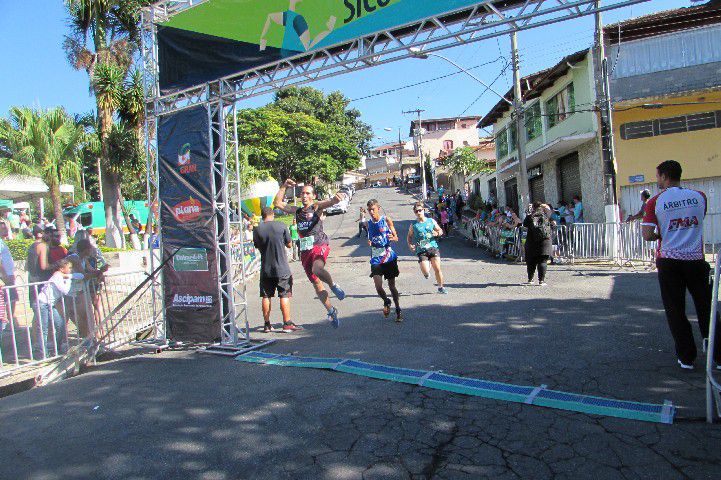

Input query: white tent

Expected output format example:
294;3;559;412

0;174;75;201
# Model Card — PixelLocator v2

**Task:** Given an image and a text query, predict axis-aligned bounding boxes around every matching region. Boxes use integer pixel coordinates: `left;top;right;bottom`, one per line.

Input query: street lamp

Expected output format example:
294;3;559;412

408;48;512;105
408;45;530;216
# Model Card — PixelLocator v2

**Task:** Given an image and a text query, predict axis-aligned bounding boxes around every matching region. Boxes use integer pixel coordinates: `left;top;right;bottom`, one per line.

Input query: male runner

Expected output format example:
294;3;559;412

259;0;337;54
273;179;347;328
407;202;448;294
366;199;402;322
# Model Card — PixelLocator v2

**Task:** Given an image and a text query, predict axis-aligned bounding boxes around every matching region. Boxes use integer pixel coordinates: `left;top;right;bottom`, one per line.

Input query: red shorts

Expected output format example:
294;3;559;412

300;244;330;282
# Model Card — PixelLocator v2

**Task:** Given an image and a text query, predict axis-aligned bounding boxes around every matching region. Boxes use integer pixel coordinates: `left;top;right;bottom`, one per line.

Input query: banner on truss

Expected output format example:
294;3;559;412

158;106;221;342
157;0;501;93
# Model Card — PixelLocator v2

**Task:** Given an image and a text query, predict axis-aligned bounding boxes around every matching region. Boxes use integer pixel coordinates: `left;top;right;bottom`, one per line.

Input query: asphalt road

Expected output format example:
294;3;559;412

1;187;720;479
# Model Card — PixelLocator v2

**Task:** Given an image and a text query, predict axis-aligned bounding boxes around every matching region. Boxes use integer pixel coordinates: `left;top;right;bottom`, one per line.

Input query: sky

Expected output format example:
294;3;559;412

0;0;686;146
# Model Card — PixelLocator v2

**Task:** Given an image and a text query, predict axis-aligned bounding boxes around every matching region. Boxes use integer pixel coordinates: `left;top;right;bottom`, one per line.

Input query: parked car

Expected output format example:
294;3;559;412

326;197;350;214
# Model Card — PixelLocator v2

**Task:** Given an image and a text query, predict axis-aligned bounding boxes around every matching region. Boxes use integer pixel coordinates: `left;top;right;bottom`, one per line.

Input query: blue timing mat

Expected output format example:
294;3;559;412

237;352;675;424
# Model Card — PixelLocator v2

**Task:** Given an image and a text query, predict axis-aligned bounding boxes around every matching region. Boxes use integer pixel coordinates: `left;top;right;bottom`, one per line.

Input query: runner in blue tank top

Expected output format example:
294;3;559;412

366;199;402;322
407;201;447;294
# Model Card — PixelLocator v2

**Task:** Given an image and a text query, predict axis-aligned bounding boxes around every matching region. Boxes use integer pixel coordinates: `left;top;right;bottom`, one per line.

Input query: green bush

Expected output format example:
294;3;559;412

5;239;34;262
469;194;485;212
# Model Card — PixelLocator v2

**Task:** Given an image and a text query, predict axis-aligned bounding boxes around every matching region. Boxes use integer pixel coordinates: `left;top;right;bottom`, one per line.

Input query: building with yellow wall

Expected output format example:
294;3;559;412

605;1;721;245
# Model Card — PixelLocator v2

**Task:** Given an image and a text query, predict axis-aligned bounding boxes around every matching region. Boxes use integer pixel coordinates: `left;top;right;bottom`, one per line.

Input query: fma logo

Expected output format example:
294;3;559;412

177;143;197;174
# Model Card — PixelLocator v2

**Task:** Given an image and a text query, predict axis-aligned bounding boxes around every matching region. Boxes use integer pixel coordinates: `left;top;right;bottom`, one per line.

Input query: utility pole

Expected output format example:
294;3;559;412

404;109;427;200
511;32;531;216
96;158;104;202
594;0;619;223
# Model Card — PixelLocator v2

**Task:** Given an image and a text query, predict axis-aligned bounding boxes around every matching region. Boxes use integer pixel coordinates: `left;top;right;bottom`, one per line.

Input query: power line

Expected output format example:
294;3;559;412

458;62;512;116
349;57;504;103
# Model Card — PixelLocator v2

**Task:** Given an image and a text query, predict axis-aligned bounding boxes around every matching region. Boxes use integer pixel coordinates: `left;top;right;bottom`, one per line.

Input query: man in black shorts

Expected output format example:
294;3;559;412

407;202;447;294
253;207;300;333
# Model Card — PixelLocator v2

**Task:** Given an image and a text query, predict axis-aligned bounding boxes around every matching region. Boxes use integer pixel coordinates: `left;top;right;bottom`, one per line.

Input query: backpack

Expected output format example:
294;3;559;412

530;212;551;241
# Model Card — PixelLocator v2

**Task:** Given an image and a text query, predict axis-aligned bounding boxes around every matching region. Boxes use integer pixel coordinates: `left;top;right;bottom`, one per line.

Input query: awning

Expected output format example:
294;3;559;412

0;174;75;201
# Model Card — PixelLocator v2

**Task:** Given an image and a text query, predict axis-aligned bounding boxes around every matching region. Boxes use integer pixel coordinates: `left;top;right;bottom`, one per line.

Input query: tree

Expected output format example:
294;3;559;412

273;87;373;155
0;107;84;241
445;146;494;176
235;106;359;184
63;0;151;248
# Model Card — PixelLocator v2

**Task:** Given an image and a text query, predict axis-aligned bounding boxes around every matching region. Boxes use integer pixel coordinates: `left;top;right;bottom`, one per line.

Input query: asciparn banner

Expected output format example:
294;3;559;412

158;105;221;342
158;0;494;92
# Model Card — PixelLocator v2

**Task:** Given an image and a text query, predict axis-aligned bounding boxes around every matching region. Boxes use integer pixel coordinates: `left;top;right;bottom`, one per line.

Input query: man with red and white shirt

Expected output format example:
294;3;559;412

642;160;721;370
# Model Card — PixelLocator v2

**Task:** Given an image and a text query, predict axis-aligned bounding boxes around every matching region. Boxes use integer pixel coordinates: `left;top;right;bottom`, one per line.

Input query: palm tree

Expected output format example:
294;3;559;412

63;0;151;248
0;107;84;242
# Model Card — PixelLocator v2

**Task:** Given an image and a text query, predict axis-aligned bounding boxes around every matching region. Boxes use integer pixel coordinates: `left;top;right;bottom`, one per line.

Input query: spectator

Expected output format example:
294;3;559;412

34;258;84;357
289;217;300;261
8;209;20;234
67;215;79;238
572;195;584;223
357;207;368;239
67;239;106;338
0;238;17;336
148;225;161;250
627;189;652;222
129;214;142;234
523;203;553;285
497;206;521;258
0;207;14;240
642;160;721;370
27;226;52;310
47;227;68;264
558;201;574;225
253;207;298;333
440;207;449;237
487;191;497;206
69;230;108;327
19;210;30;230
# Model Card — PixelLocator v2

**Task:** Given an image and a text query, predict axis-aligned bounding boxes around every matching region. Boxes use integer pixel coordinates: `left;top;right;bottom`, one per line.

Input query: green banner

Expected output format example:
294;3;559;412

163;0;485;55
173;248;210;272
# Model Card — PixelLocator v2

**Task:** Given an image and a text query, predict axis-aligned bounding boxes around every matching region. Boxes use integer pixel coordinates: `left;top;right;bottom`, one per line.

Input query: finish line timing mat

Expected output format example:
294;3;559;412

237;352;675;424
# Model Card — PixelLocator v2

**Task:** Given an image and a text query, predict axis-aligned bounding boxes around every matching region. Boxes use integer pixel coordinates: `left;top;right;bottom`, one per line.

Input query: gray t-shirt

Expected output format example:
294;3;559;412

253;221;292;278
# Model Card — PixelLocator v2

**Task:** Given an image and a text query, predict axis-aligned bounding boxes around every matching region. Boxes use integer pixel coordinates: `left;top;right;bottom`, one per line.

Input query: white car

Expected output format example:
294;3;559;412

326;197;350;214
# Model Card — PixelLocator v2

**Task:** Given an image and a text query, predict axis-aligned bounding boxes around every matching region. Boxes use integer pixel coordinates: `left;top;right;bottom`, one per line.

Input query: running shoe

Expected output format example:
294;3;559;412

538;281;548;286
331;284;346;301
383;300;392;318
677;359;694;370
438;287;448;294
523;281;534;286
395;309;403;323
263;322;276;333
328;307;340;329
281;322;303;333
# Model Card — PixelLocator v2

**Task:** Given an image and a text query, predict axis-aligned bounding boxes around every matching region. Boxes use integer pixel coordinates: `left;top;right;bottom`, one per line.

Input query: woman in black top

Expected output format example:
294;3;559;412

523;202;553;286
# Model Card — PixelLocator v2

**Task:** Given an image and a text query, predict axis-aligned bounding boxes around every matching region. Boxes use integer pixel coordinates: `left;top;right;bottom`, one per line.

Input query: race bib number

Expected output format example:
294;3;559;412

418;239;431;250
371;246;387;258
299;236;315;252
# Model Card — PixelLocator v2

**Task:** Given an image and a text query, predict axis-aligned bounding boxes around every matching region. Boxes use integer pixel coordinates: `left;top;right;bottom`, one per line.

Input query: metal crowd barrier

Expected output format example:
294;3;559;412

0;270;158;379
707;253;721;423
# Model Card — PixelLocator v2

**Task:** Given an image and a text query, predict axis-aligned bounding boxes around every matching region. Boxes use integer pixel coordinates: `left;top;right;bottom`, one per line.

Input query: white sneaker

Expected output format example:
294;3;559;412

522;281;534;286
538;281;548;286
677;359;694;370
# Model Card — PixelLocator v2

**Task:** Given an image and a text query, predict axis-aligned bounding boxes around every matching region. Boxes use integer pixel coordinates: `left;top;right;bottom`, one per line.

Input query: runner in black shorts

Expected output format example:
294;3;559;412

366;199;402;322
407;202;447;294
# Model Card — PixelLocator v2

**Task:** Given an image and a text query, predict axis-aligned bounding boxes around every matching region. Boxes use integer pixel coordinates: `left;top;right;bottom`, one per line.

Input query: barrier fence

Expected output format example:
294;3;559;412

457;218;719;266
0;270;159;379
708;253;721;423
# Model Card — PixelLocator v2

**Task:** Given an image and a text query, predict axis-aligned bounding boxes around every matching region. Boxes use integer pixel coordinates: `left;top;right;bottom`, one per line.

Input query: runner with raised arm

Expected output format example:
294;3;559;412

274;179;347;328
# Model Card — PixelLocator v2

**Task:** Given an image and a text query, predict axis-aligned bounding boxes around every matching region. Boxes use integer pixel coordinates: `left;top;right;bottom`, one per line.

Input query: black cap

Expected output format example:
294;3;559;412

32;225;43;236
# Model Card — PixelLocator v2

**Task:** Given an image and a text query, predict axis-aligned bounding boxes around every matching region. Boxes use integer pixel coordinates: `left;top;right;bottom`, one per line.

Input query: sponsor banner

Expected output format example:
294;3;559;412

159;0;490;92
158;106;220;342
174;247;210;272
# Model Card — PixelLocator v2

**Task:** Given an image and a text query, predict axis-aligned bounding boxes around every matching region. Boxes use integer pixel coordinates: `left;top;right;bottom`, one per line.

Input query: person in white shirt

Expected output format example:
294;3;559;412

34;258;84;358
642;160;721;370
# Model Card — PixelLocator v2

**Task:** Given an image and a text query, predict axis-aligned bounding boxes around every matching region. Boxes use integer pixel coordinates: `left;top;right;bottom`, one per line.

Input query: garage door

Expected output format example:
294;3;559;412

559;152;581;203
529;176;545;203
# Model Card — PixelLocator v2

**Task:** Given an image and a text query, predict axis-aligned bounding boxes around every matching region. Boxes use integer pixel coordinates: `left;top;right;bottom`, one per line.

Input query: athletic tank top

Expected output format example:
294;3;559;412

367;216;397;265
282;11;307;53
412;218;439;252
27;241;51;283
295;206;329;248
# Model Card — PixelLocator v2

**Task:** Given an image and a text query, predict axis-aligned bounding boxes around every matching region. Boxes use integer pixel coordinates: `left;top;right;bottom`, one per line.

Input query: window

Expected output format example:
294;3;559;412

525;102;542;141
443;140;454;151
546;83;575;129
508;122;517;153
461;123;468;129
620;110;721;140
496;128;509;158
79;213;93;228
438;121;453;130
